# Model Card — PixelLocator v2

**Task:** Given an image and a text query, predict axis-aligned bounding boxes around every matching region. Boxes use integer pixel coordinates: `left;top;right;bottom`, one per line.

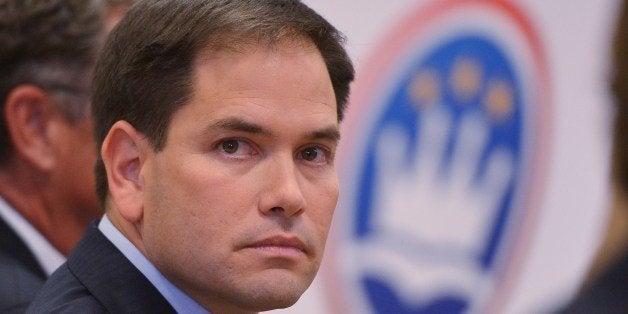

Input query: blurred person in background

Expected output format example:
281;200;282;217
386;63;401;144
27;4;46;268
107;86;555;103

0;0;131;312
558;0;628;312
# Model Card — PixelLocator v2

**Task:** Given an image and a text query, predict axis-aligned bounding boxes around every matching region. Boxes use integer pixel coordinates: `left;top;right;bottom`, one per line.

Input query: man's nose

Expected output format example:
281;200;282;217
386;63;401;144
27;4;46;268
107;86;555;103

257;154;307;218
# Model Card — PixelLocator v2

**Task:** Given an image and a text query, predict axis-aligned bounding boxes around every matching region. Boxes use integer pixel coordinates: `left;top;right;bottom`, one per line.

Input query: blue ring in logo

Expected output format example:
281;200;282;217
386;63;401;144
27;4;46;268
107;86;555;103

327;1;550;313
358;34;522;314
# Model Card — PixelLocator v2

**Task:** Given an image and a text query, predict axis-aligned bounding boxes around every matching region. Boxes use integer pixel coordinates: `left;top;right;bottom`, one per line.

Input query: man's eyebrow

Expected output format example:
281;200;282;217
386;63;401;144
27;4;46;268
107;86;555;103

307;126;341;142
208;117;270;135
206;117;340;142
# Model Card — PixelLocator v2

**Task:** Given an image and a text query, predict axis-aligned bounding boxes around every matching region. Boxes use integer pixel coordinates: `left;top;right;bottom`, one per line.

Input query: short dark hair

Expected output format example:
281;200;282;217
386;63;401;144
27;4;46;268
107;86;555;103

612;0;628;193
92;0;355;204
0;0;106;163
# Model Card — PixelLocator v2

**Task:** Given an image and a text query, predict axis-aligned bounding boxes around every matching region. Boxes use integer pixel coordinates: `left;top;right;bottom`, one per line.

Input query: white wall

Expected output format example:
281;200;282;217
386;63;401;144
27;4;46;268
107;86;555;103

267;1;620;313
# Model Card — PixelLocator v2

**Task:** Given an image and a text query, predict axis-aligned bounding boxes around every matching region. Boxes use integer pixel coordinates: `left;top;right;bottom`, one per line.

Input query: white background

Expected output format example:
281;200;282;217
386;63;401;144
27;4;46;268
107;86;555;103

267;1;621;313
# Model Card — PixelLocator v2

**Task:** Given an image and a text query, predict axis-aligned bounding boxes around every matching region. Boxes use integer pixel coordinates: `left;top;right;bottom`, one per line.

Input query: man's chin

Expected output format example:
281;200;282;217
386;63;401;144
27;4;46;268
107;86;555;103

233;274;311;311
245;295;301;312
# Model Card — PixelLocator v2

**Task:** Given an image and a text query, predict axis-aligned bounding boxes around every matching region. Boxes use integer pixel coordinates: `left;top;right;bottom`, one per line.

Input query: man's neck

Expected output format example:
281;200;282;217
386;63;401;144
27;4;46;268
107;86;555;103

0;162;82;256
99;213;209;314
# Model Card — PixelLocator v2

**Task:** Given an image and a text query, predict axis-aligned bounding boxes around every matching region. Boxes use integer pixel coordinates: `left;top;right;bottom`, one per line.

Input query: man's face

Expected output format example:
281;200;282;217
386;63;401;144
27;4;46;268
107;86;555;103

139;41;339;312
52;114;99;222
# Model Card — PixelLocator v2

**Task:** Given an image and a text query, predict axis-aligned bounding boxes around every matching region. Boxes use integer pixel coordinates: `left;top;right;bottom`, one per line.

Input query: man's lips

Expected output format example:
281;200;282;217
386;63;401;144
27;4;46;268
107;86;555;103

244;235;308;256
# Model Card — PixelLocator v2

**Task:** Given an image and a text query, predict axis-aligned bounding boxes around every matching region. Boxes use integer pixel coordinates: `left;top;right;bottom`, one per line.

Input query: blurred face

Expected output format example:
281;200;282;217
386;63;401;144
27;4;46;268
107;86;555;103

40;83;98;232
52;114;99;221
139;41;339;313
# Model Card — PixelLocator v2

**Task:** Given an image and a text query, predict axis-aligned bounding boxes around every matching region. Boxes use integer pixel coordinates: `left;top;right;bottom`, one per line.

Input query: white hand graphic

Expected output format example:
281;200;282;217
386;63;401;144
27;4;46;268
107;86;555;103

360;102;514;301
373;104;513;258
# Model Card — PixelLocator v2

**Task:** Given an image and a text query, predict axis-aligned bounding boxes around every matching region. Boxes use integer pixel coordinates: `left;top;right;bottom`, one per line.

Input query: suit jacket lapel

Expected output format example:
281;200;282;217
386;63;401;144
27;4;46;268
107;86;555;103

67;224;176;313
0;216;46;280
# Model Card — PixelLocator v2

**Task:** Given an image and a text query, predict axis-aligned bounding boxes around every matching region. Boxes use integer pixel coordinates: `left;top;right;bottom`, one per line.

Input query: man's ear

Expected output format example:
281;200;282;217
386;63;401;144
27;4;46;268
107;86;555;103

4;85;58;171
101;120;147;224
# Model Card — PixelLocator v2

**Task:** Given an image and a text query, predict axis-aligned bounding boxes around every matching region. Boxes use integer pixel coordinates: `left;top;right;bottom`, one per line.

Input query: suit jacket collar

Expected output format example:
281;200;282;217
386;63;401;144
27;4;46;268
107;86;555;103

67;224;176;313
0;216;46;280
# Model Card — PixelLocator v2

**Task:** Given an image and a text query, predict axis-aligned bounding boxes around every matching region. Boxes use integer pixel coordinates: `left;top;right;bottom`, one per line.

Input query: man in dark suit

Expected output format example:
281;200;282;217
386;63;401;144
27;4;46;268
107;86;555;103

28;0;355;312
0;253;44;312
0;0;130;312
0;217;47;312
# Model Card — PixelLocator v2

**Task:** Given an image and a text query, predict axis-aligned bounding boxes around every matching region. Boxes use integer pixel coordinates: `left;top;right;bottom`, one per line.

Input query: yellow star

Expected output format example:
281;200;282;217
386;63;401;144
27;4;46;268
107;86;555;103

450;58;482;102
484;79;514;122
409;69;440;108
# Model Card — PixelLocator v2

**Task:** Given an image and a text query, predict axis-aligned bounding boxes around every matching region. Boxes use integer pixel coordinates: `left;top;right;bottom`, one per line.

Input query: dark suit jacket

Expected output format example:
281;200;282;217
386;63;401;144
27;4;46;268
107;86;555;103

0;216;47;313
27;224;177;313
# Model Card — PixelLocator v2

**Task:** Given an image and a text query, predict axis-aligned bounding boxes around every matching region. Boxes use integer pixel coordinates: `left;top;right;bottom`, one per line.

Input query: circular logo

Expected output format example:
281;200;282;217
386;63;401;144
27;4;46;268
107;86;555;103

326;1;549;313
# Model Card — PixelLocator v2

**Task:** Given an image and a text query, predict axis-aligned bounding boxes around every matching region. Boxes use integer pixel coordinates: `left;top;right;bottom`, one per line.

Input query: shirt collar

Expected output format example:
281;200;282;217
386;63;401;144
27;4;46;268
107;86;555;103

0;196;65;275
98;214;210;314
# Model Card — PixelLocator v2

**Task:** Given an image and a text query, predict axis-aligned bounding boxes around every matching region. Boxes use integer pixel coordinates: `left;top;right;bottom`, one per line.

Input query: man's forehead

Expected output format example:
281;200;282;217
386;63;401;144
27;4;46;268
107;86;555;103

194;34;319;64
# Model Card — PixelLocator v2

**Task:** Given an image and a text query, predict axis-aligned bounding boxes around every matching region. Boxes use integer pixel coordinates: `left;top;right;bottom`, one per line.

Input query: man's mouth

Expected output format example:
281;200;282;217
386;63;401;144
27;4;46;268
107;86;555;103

245;235;308;257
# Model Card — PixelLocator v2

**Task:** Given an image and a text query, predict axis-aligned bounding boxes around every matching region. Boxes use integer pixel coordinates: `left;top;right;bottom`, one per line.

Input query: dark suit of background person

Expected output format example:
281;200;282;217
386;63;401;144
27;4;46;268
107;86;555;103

0;254;44;313
557;1;628;313
0;218;46;312
0;0;130;312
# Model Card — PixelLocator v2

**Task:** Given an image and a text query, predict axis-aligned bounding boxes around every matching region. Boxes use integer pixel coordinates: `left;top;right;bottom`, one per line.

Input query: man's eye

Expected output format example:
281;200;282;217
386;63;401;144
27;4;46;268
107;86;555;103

301;147;319;161
217;139;255;158
222;140;239;154
299;146;329;164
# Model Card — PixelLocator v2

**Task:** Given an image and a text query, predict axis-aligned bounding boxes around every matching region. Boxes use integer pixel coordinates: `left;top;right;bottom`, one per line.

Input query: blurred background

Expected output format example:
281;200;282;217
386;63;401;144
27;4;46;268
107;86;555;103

267;0;621;313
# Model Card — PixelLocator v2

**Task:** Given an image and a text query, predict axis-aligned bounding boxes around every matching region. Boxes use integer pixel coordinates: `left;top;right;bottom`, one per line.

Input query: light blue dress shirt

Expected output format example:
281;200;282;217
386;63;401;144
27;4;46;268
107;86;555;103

99;215;209;314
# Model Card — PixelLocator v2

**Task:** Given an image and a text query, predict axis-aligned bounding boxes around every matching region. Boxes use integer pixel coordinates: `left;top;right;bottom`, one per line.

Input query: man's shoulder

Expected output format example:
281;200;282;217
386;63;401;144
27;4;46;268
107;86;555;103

0;252;45;313
28;223;176;313
25;226;111;313
26;263;106;313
